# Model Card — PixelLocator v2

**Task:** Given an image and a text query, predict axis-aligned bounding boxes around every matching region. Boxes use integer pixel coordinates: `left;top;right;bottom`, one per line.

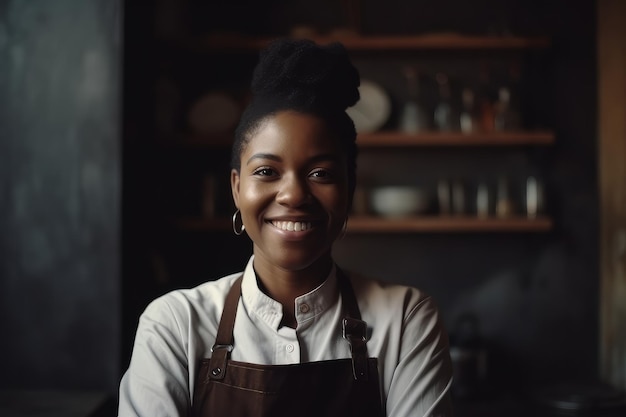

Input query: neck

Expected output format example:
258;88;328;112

252;254;333;328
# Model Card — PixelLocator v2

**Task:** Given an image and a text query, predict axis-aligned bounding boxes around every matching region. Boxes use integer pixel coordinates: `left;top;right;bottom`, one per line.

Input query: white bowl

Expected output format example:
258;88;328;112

369;186;430;217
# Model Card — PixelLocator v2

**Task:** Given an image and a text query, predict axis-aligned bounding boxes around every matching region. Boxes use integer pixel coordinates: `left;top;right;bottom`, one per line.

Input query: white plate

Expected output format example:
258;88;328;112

346;79;391;133
188;92;241;135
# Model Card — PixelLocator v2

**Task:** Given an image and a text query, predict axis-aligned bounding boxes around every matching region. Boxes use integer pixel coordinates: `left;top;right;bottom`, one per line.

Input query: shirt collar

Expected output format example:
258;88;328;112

240;256;340;331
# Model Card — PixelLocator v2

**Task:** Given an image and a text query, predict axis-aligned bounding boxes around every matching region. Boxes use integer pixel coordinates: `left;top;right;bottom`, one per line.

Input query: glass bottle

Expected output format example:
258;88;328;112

478;63;495;132
526;176;544;218
437;179;452;215
494;87;521;131
434;72;454;131
452;180;466;215
476;182;490;218
399;66;427;133
460;88;479;133
495;176;515;218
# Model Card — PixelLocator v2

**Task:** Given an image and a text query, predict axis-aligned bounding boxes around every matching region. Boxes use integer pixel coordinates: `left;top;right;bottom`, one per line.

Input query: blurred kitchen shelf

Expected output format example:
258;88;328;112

357;131;555;147
163;130;555;149
173;216;553;233
195;33;551;52
347;216;553;233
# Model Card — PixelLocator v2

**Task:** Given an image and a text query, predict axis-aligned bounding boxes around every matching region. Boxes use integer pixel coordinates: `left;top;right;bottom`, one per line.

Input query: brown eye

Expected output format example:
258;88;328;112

253;167;276;177
309;169;334;182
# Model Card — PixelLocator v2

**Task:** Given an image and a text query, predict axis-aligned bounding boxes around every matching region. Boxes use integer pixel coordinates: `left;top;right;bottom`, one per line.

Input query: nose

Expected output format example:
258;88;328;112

276;174;311;207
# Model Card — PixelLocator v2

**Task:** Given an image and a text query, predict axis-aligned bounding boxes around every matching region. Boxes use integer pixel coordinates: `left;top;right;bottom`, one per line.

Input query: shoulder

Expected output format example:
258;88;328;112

345;270;450;365
346;270;436;319
140;272;242;331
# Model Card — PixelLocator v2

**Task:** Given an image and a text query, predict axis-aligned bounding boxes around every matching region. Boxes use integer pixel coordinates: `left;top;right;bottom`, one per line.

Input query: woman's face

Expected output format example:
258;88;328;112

231;110;350;272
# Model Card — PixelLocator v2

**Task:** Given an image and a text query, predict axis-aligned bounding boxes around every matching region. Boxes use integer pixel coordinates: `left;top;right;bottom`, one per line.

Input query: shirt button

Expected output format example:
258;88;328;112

286;344;295;353
299;303;310;314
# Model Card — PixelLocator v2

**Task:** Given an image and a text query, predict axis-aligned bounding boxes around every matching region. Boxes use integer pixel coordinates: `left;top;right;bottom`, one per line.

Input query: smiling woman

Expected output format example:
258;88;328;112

118;39;453;417
232;111;351;288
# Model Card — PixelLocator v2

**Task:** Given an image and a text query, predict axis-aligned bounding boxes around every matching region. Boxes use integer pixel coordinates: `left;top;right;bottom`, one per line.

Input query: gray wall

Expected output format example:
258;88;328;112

0;0;122;395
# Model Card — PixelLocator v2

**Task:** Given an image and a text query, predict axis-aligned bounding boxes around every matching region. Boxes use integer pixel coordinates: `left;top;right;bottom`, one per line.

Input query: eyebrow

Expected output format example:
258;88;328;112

246;153;341;166
246;153;281;165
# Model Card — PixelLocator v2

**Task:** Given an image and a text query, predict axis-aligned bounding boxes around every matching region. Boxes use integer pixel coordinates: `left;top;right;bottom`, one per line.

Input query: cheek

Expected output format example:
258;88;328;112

320;187;350;215
239;181;272;210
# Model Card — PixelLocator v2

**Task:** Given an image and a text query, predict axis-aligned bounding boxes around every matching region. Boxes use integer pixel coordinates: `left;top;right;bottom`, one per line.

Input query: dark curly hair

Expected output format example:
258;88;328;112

231;38;361;198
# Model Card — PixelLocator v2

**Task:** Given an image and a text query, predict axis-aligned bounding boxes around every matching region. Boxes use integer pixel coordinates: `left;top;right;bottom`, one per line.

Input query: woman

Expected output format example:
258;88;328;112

118;38;453;417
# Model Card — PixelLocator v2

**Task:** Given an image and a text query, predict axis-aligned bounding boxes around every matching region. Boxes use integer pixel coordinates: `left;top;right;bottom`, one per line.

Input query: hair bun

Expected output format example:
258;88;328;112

251;38;360;112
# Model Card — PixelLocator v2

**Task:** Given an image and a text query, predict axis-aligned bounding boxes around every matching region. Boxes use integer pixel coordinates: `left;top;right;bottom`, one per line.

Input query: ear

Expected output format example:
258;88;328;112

231;169;241;209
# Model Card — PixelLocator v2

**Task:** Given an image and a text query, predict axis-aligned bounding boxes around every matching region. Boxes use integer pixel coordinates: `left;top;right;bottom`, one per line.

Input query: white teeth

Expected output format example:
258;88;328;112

272;221;312;231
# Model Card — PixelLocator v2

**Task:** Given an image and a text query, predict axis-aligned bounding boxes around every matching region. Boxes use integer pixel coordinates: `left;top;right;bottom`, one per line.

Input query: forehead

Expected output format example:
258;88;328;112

243;111;343;158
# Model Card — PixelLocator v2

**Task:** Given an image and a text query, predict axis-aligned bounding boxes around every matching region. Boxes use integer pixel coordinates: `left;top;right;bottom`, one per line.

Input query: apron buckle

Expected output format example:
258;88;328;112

342;318;370;381
208;344;233;381
342;318;367;341
211;344;233;353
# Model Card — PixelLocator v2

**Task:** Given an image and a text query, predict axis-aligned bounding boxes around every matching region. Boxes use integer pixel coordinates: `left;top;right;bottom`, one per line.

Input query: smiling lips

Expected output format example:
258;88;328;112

270;220;313;232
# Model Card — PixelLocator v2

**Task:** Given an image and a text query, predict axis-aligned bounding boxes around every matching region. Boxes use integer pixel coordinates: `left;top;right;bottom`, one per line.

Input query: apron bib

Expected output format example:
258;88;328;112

191;269;384;417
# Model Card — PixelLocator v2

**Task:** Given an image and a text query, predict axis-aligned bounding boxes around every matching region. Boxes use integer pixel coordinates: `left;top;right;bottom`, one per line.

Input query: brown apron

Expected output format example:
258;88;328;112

191;269;384;417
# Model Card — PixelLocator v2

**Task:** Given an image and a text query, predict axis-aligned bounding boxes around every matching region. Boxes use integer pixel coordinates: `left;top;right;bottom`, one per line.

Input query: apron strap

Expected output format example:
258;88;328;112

337;268;371;381
207;275;243;381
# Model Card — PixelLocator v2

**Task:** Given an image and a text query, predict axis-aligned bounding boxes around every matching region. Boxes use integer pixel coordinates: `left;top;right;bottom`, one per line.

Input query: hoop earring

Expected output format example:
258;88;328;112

338;218;348;240
232;209;245;236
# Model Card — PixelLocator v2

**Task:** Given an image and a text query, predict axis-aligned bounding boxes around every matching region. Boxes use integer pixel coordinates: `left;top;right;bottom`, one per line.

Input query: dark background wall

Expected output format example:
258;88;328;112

0;0;122;396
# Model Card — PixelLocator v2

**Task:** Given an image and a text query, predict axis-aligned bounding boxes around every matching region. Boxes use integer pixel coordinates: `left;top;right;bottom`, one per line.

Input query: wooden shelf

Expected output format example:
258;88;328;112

347;215;553;233
357;131;555;147
164;130;555;149
199;34;551;51
173;215;553;233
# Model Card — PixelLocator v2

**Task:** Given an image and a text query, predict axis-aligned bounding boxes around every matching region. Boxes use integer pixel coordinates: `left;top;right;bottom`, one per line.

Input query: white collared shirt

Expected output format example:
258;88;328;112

118;256;453;416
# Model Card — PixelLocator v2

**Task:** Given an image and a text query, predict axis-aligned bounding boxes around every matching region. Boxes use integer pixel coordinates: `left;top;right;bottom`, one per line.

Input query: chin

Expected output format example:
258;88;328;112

272;249;333;273
275;257;321;272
